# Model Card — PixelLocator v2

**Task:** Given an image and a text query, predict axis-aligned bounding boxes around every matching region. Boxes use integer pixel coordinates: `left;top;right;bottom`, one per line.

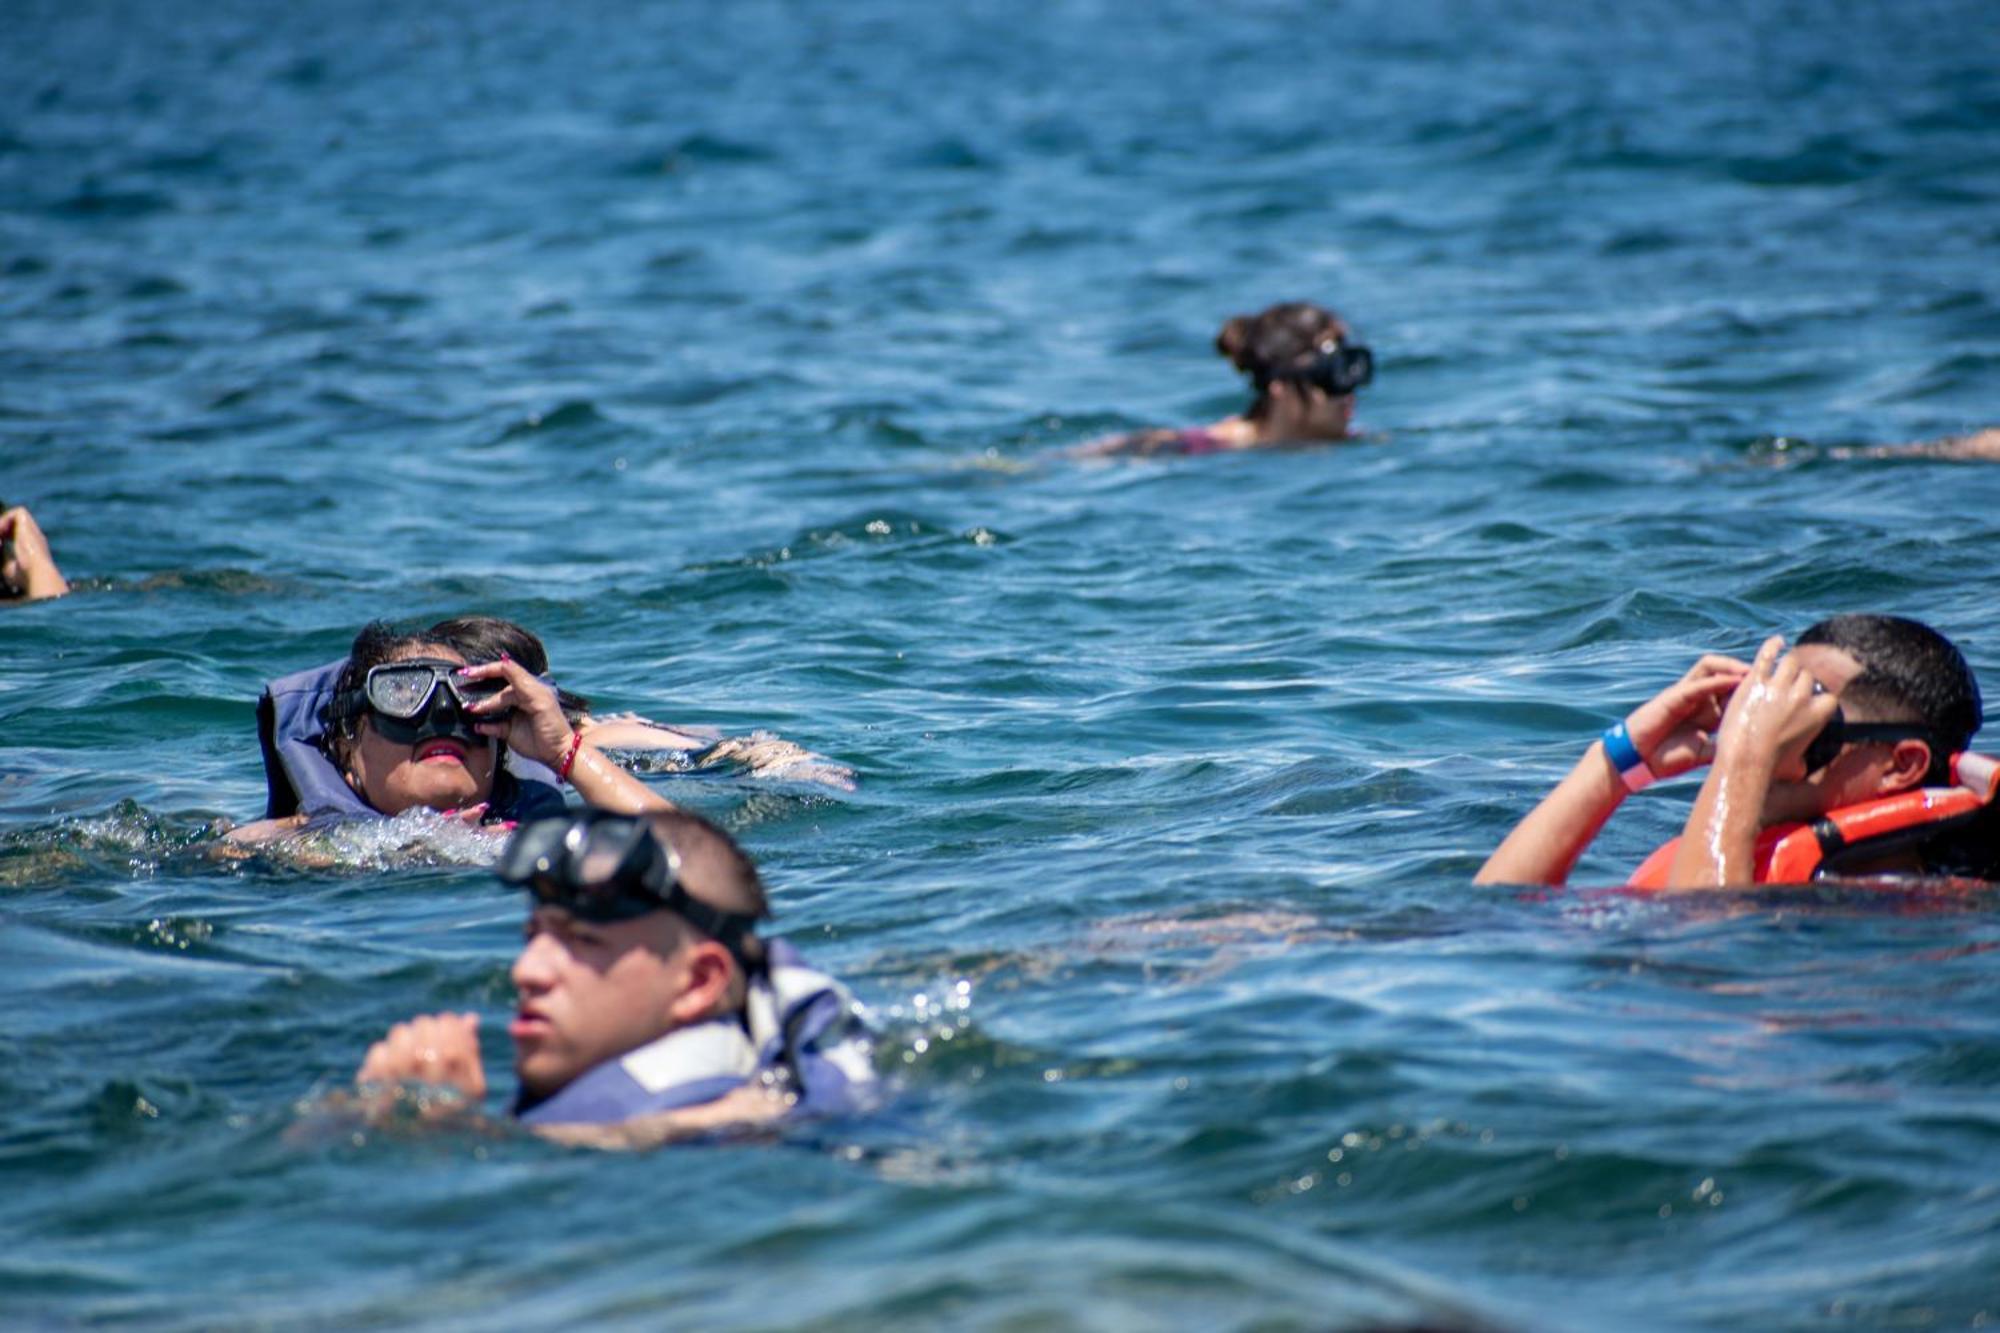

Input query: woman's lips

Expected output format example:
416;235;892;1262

415;738;468;764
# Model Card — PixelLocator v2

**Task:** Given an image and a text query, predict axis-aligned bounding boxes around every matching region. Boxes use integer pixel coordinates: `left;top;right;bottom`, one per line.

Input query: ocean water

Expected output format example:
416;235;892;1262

4;0;2000;1327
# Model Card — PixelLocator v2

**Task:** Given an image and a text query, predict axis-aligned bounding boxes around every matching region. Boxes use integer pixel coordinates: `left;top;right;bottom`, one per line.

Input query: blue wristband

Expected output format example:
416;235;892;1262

1601;720;1656;792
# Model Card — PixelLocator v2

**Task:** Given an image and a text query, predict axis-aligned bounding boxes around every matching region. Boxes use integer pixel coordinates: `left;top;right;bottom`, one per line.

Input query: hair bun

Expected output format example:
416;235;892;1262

1214;315;1252;368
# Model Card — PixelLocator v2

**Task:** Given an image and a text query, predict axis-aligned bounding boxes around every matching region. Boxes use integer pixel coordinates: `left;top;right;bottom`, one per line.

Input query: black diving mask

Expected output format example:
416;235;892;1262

333;657;506;747
1265;338;1373;397
1801;705;1933;775
495;811;759;960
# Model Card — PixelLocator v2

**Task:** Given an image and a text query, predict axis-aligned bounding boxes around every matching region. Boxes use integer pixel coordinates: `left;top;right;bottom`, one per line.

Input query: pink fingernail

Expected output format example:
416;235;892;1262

499;820;518;831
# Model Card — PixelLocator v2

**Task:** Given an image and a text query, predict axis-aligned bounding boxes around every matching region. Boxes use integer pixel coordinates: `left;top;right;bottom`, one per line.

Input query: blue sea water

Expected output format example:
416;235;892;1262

4;0;2000;1327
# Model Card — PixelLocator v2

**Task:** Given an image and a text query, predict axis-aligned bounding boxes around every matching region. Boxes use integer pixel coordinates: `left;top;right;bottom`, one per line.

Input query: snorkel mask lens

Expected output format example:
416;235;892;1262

496;812;667;923
1307;339;1373;396
347;658;499;747
363;659;504;719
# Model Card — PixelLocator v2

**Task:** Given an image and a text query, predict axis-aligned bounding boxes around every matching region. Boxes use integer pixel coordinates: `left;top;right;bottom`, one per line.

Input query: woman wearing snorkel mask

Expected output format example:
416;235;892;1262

428;615;856;790
228;621;669;845
1074;301;1374;459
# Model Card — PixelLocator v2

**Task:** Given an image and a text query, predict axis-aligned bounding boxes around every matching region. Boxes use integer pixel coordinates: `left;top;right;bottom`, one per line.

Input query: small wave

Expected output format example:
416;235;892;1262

1725;136;1889;187
613;133;777;176
122;274;186;300
51;185;174;218
493;399;609;442
0;805;224;886
899;137;995;171
136;145;226;176
873;976;1031;1083
680;512;991;574
101;568;307;597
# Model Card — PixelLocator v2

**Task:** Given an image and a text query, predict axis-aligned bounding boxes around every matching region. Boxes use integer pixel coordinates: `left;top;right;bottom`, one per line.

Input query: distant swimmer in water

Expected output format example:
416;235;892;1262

1475;615;1991;890
0;503;70;603
347;808;876;1148
227;620;671;844
1073;300;1373;459
428;615;856;790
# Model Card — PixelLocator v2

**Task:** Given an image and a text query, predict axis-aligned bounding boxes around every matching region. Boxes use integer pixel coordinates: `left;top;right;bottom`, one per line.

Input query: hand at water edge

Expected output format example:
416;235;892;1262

356;1011;488;1108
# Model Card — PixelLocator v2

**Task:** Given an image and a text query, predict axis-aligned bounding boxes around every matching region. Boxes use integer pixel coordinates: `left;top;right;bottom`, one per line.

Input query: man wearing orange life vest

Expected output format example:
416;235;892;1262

1475;615;1984;890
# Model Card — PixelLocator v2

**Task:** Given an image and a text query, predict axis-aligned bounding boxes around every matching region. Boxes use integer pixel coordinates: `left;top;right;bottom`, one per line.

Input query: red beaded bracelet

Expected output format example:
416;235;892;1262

556;730;584;783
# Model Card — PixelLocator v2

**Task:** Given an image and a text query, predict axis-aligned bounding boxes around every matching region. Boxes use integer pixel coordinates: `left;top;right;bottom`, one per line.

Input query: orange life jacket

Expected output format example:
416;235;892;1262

1626;753;1999;889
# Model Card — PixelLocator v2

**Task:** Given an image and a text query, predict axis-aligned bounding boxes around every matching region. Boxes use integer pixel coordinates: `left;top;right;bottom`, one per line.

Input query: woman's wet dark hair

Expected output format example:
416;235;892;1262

428;614;591;725
325;621;456;771
1215;300;1354;418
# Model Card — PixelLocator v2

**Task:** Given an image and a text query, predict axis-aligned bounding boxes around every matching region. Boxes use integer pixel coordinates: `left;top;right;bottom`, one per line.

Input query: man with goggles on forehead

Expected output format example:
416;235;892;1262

231;619;669;843
1476;614;1991;890
354;809;875;1144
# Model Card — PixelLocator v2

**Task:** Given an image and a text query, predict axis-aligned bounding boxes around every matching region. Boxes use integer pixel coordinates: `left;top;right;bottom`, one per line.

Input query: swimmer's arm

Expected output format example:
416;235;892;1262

1834;426;2000;462
1474;749;1628;887
224;813;310;845
575;714;718;752
558;743;671;813
1920;426;2000;460
460;661;674;815
0;506;70;602
697;733;857;792
529;1084;793;1152
582;709;856;791
1069;428;1181;459
1474;654;1749;887
1666;638;1834;890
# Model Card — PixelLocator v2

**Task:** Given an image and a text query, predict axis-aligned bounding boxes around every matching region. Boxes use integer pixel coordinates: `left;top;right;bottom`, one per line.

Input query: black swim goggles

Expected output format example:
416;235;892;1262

1262;337;1374;397
330;657;511;745
1801;705;1933;775
495;810;759;956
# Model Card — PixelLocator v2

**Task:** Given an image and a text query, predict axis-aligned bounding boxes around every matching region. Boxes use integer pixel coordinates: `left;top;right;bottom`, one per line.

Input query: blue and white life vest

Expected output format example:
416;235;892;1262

255;659;568;824
515;940;877;1127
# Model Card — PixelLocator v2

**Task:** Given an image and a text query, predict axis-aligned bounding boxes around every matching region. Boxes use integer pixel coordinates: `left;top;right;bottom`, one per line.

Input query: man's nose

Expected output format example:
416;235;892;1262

512;930;559;990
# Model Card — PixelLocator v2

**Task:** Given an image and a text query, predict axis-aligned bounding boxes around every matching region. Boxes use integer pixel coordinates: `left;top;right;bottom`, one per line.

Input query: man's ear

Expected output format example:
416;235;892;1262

669;940;737;1025
1880;739;1933;794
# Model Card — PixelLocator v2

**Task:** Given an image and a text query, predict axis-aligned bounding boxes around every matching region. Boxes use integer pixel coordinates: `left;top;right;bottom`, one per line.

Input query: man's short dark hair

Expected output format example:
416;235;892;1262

1798;614;1983;783
645;810;770;972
